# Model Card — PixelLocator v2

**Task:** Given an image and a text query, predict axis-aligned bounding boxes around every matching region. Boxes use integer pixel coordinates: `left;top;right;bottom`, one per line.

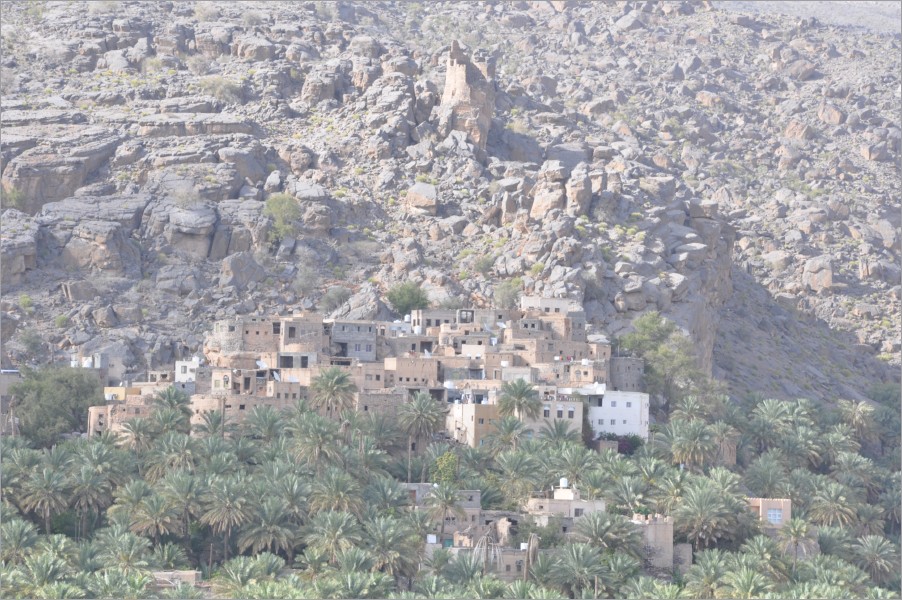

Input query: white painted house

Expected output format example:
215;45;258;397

559;383;651;440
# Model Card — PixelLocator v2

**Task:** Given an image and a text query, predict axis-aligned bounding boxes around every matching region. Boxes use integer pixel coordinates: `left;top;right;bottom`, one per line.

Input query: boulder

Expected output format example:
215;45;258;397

219;252;265;289
405;182;438;215
802;256;833;292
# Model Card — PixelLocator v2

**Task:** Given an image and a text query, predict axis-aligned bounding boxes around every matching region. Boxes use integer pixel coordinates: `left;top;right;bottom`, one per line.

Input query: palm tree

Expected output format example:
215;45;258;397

485;416;527;454
159;470;206;542
194;410;235;438
743;450;789;498
310;367;357;419
0;518;39;564
426;483;466;537
271;472;310;526
553;444;598;485
304;511;363;564
151;542;190;570
681;548;727;599
573;512;644;558
748;398;792;453
153;386;192;418
851;535;899;585
243;405;285;442
145;432;197;482
497;379;541;421
238;498;297;562
398;392;447;483
363;476;409;514
20;468;69;534
776;518;818;574
714;565;773;599
364;516;416;582
554;543;605;598
97;532;152;574
200;476;252;562
836;399;876;443
68;464;112;540
809;481;859;528
130;494;179;547
119;418;156;456
495;450;539;506
661;419;715;472
601;553;641;597
309;468;363;516
822;423;861;465
108;479;153;522
290;412;342;474
537;419;579;446
608;476;649;515
672;481;732;550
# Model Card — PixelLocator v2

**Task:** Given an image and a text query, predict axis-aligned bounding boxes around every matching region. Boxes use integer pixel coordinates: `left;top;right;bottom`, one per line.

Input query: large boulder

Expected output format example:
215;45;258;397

405;182;438;215
802;256;834;292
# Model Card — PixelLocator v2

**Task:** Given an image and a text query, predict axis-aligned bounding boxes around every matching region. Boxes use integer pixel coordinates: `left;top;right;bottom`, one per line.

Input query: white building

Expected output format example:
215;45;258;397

559;383;650;440
174;357;202;394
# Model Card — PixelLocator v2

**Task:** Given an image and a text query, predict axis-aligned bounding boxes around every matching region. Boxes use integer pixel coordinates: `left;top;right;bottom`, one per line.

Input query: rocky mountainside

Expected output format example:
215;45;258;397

1;0;898;402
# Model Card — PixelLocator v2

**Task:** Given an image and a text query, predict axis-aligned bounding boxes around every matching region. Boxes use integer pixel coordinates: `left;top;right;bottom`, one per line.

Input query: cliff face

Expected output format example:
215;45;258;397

0;1;897;399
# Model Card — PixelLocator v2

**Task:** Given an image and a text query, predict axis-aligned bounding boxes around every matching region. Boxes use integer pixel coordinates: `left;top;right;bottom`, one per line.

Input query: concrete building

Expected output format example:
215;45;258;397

525;481;606;522
610;357;644;392
747;498;791;531
573;385;651;440
632;514;674;571
174;357;201;394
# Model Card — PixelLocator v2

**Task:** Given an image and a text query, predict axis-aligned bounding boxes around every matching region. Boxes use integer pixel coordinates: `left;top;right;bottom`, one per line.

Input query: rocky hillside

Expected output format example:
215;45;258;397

1;0;898;401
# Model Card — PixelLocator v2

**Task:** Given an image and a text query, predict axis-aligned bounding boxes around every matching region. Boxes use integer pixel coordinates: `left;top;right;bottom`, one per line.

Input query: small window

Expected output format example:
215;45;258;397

181;365;188;374
478;418;484;425
610;419;615;425
557;409;563;418
364;405;368;412
544;407;550;417
506;565;511;572
366;344;372;352
767;508;783;525
355;344;361;352
623;420;627;424
597;419;603;425
626;401;632;408
239;404;245;410
574;508;584;517
228;325;235;332
568;409;575;419
611;401;617;407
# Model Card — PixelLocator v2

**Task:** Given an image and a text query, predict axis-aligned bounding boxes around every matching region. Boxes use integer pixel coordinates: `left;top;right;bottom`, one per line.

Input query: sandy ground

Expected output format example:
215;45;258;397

716;1;902;35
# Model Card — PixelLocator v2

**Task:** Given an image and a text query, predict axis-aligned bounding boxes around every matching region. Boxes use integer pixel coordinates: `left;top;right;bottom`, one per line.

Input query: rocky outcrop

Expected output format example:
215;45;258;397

435;41;495;151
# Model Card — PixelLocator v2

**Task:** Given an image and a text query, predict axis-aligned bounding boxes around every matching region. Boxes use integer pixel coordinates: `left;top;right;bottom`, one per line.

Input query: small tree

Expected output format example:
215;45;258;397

264;194;300;242
494;278;522;309
320;287;352;312
386;282;430;316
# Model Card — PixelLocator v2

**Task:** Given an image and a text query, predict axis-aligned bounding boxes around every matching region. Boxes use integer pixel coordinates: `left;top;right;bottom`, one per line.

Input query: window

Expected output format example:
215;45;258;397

622;420;627;424
557;409;563;418
767;508;783;525
610;419;616;425
288;326;296;338
478;418;484;425
506;565;511;572
228;325;235;332
567;408;575;419
626;401;632;408
366;344;372;352
364;405;368;412
574;508;584;517
610;401;617;407
181;365;188;374
355;344;361;352
239;404;245;410
543;405;550;418
273;322;280;334
597;419;603;425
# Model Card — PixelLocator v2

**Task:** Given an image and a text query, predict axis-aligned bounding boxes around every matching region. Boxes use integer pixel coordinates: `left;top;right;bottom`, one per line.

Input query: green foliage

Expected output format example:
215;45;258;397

474;254;495;275
386;282;430;316
493;278;522;309
263;193;300;243
319;286;352;312
198;76;242;103
11;367;101;447
430;451;459;485
54;315;69;329
2;185;26;210
18;294;33;311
